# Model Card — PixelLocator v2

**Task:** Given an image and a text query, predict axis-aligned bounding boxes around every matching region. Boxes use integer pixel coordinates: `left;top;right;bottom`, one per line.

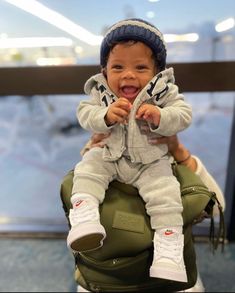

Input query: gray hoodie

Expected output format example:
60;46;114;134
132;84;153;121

77;67;192;164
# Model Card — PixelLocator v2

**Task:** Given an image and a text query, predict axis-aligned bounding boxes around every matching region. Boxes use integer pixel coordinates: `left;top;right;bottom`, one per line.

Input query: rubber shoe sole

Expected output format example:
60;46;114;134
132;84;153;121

67;223;106;252
150;264;188;283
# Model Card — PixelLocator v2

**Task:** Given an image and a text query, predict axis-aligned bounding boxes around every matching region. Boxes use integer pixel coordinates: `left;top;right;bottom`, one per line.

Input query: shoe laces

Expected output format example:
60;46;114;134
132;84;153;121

155;232;183;263
70;199;99;226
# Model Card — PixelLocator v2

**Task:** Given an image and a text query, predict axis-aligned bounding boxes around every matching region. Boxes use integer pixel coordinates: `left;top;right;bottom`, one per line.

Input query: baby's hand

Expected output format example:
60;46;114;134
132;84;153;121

136;104;160;126
105;98;132;126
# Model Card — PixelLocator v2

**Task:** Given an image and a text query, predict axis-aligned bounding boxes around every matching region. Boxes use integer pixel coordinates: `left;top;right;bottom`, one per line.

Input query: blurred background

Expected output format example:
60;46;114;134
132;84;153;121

0;0;235;66
0;0;235;291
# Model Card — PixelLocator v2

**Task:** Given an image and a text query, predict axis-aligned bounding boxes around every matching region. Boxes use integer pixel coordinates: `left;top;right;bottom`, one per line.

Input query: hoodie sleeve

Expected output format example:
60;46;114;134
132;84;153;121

77;75;114;133
149;83;192;136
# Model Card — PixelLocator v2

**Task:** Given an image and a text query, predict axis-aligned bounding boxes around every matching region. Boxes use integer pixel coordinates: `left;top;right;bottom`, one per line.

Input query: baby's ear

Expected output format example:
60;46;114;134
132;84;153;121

101;67;107;78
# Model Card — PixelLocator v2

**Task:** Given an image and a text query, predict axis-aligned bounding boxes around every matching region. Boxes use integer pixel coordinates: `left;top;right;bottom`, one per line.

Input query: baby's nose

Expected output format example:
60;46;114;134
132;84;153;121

122;70;136;79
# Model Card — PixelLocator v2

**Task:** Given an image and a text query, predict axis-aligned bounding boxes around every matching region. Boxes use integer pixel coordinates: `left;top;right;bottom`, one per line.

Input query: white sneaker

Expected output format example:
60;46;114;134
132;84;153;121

67;194;106;252
150;228;188;283
77;285;90;292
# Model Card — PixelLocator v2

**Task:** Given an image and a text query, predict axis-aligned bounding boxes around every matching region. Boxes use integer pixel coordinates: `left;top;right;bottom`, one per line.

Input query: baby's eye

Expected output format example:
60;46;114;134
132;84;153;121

136;65;148;70
112;64;123;70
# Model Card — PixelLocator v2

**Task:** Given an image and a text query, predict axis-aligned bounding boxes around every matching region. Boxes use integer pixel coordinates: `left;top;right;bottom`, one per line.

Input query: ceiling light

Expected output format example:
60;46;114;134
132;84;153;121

4;0;103;46
164;33;199;43
215;17;235;32
0;37;73;48
36;57;75;66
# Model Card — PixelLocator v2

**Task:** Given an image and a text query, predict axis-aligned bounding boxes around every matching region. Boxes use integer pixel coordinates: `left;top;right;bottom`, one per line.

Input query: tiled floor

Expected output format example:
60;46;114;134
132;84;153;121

0;238;234;292
0;238;76;292
195;241;235;292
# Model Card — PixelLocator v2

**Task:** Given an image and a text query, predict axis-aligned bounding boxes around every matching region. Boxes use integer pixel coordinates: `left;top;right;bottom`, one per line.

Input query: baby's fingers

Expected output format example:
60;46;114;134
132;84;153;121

136;107;146;119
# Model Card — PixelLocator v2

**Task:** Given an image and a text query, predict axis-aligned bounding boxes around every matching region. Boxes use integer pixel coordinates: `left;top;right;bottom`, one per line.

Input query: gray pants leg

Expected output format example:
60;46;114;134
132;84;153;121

72;147;117;203
72;149;183;229
134;158;183;229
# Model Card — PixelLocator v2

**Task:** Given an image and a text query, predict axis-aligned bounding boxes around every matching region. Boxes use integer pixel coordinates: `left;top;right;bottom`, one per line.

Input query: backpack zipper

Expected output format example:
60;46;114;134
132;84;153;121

181;185;213;197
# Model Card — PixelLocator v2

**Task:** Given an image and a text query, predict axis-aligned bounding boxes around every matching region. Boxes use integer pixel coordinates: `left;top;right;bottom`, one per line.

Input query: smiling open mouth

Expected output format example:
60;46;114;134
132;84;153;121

121;86;139;100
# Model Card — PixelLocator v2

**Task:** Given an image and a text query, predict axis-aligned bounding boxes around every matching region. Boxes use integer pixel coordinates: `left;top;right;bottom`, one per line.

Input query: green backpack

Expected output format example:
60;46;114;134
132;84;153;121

60;163;225;292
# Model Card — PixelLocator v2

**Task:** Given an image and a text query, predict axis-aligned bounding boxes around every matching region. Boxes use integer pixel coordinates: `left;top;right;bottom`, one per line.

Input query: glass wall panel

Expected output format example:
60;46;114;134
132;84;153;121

0;93;234;232
0;95;87;231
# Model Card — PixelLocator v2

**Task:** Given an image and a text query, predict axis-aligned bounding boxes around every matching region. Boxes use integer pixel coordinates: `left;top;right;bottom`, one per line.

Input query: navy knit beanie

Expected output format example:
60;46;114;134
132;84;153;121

100;18;167;71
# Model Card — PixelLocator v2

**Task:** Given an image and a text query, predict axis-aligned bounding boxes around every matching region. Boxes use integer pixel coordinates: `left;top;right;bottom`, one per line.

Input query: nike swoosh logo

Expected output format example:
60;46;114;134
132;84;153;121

165;230;174;236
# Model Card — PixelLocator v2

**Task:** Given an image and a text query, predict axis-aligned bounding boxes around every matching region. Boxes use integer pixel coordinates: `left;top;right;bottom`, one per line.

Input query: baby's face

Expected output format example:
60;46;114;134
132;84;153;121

105;41;157;104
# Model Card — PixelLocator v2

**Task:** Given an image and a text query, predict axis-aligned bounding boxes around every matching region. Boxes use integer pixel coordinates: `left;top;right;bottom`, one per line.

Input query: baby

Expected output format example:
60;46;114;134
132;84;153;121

67;18;192;283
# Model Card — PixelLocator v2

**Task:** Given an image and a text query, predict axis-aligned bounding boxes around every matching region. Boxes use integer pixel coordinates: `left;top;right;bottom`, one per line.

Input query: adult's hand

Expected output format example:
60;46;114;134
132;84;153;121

89;133;110;148
148;134;180;156
84;131;197;171
80;132;110;156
